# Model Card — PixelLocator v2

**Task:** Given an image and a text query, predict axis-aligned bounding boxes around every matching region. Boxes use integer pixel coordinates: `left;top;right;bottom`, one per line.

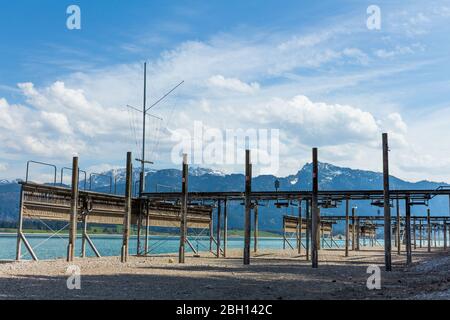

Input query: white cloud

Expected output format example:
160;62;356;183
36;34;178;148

208;75;260;94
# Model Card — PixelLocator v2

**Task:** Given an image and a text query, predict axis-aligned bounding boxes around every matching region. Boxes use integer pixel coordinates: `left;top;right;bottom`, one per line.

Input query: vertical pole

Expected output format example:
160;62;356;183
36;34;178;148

396;197;401;255
223;199;228;257
413;217;416;250
444;222;447;250
319;222;323;250
67;156;79;262
356;218;360;251
427;208;431;252
405;196;412;265
121;152;132;263
15;189;24;261
144;201;150;255
351;207;356;251
136;210;142;256
81;216;87;258
305;200;310;261
298;199;302;254
253;203;258;253
345;199;349;257
382;133;392;271
283;218;286;250
419;219;423;248
433;224;437;248
209;220;213;253
311;148;319;268
179;154;188;264
216;199;221;258
243;149;252;265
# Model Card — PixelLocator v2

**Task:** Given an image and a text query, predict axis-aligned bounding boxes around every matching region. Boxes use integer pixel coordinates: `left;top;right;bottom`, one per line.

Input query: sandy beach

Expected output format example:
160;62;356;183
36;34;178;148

0;247;449;300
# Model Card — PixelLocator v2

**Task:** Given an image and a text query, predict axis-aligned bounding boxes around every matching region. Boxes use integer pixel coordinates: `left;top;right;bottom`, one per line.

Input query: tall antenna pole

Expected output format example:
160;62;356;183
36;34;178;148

140;62;147;196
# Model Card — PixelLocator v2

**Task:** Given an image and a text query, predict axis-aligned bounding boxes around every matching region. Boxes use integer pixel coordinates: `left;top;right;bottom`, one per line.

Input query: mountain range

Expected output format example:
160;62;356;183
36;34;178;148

1;162;449;233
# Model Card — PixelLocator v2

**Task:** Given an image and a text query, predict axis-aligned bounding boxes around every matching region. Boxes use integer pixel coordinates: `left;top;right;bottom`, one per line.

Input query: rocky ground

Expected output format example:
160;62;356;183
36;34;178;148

0;247;449;300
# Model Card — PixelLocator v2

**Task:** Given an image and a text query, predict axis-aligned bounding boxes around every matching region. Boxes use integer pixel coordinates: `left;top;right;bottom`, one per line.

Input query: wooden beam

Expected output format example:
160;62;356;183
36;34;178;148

345;199;349;257
427;208;431;252
396;197;401;255
405;196;412;265
311;148;319;268
67;156;79;262
382;133;392;271
216;199;221;258
243;149;252;265
223;199;228;257
121;152;132;263
254;203;258;253
179;154;188;263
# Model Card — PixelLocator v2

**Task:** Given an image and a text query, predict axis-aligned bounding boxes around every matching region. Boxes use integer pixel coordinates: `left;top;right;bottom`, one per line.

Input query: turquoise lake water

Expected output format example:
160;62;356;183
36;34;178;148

0;233;444;260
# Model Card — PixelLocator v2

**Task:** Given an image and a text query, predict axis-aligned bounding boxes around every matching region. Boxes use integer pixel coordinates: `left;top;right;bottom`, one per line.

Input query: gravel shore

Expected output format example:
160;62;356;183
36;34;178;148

1;247;449;300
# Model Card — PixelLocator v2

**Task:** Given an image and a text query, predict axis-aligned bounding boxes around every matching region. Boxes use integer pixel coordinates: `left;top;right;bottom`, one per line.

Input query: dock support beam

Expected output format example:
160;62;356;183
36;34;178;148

382;133;392;271
311;148;319;268
144;201;150;255
216;199;221;258
405;196;412;265
67;156;79;262
254;203;258;253
356;218;360;251
352;207;356;251
243;149;252;265
305;200;310;261
444;222;447;250
427;208;431;253
298;199;302;254
121;152;132;263
223;199;228;257
396;198;401;255
345;199;349;257
413;217;416;250
179;154;188;264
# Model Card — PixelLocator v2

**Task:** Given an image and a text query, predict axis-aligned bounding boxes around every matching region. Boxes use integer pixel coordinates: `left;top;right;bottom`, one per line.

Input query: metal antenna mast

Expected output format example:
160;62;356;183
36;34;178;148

127;62;184;195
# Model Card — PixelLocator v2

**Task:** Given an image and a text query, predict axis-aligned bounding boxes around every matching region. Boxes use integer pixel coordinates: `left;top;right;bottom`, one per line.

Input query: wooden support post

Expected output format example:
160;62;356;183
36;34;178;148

319;222;323;250
396;197;401;255
351;207;356;251
67;156;79;262
121;152;132;263
254;203;258;253
311;148;319;268
345;199;349;257
305;200;310;261
427;208;431;252
413;217;416;250
282;218;286;250
223;199;228;257
81;215;88;258
144;201;150;255
434;225;437;248
405;196;412;265
444;222;447;250
15;189;24;261
179;154;188;264
382;133;392;271
298;199;302;254
243;149;252;265
419;219;423;248
356;218;360;251
209;220;213;253
136;172;144;256
216;199;221;258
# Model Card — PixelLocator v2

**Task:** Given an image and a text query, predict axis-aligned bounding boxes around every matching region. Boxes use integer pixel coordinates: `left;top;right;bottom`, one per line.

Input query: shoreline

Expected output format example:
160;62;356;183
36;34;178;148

1;247;449;299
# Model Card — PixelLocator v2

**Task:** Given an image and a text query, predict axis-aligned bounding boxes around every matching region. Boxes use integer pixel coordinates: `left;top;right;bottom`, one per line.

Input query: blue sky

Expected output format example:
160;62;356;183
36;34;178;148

1;0;450;183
